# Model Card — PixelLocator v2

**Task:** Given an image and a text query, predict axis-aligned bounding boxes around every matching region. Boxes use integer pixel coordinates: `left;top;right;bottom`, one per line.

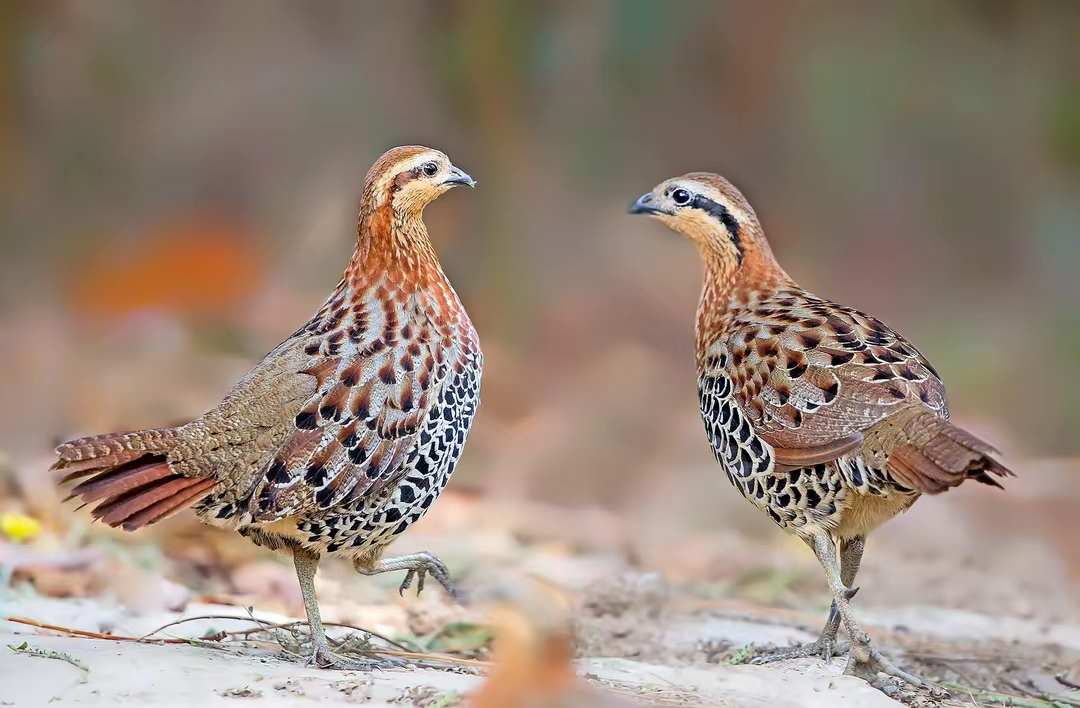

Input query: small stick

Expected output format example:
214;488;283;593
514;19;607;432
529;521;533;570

7;617;138;641
6;615;488;668
1057;673;1080;692
138;614;288;642
220;617;441;655
324;622;414;654
6;617;189;643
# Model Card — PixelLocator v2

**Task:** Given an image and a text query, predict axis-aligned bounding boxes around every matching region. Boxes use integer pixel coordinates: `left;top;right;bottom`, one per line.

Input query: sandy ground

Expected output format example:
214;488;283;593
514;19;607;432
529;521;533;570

0;632;901;708
3;463;1079;707
0;598;899;708
3;585;1079;708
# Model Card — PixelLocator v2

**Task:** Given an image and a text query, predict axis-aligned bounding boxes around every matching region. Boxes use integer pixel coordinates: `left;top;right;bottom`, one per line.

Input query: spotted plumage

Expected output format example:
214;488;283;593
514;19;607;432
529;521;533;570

53;146;480;669
631;172;1012;691
694;288;950;538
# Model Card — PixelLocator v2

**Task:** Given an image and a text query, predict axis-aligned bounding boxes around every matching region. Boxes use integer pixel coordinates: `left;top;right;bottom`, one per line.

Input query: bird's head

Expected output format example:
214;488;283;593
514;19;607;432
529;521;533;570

629;172;769;270
363;145;475;217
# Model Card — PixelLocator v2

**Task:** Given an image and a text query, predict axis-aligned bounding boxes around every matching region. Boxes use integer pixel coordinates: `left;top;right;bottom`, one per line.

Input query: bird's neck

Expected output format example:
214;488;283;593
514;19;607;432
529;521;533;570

695;238;793;366
346;204;445;292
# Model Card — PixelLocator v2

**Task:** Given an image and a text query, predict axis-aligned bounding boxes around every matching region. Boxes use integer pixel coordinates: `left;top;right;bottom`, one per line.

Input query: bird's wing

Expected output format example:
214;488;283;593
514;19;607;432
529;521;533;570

724;290;948;460
246;285;478;522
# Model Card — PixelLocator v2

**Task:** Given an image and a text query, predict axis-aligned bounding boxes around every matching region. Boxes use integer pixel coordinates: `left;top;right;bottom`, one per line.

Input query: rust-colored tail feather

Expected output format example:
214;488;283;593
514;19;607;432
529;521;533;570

69;457;174;502
53;427;216;530
92;475;217;530
888;413;1014;495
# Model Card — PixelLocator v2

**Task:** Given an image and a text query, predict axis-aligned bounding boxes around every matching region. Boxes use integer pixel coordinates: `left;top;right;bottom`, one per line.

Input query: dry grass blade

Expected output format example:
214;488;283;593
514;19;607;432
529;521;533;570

8;640;90;682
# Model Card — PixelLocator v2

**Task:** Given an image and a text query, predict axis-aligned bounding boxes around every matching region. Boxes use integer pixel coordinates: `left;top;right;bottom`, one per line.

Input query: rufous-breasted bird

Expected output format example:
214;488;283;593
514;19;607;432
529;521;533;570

630;173;1011;693
54;145;481;670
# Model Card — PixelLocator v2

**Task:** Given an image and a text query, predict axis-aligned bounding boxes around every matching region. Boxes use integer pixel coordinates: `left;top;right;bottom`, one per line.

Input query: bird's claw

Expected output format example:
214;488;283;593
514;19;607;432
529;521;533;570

846;642;948;698
306;645;404;672
397;555;456;600
399;568;426;597
750;638;850;665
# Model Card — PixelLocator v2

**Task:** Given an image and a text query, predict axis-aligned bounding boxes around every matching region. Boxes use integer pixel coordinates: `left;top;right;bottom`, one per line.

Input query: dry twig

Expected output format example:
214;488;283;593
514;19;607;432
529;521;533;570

4;615;489;669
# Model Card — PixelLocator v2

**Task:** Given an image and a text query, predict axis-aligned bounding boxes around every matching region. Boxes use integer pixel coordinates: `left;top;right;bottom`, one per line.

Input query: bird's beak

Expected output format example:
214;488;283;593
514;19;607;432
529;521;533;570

628;192;670;216
443;166;476;188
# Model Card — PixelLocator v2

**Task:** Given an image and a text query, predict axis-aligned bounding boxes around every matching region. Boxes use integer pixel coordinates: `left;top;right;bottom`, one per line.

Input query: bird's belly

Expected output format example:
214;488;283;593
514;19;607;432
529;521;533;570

714;451;918;539
832;488;918;539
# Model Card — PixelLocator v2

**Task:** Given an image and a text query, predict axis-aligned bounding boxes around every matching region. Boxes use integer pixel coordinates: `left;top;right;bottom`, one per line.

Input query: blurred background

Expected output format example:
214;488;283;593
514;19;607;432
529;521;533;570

1;0;1078;656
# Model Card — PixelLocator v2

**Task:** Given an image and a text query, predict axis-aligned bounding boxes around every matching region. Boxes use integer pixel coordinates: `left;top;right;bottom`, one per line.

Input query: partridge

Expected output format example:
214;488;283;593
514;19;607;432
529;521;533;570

630;174;1012;692
53;145;482;670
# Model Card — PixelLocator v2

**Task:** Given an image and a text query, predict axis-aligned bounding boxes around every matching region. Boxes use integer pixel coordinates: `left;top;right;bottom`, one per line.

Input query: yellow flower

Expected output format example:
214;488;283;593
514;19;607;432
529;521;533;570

0;512;42;543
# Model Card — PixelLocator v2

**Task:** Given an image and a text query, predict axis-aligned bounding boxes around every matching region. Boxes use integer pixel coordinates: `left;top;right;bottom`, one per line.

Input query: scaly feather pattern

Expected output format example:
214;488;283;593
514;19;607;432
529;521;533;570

53;146;479;671
631;171;1012;540
631;170;1016;689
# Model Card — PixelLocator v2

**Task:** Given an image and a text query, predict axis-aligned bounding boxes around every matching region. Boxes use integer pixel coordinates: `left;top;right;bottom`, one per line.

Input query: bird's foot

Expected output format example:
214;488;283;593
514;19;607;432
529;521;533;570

845;636;947;699
753;589;858;666
751;638;850;665
398;552;456;600
306;643;404;672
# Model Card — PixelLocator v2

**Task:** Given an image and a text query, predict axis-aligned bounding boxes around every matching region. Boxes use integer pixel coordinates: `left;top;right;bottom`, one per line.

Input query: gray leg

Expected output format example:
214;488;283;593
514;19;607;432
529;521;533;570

752;534;863;665
816;535;866;658
293;546;396;670
353;551;457;600
810;533;934;696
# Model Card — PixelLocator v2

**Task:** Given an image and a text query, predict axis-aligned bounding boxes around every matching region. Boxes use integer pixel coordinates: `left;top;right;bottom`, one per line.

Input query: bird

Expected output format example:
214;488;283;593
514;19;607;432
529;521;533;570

468;574;640;708
629;173;1012;693
52;145;482;670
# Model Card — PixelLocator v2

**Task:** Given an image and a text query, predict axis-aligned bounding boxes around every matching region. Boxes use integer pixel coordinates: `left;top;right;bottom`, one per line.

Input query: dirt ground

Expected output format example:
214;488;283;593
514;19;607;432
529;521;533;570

3;454;1080;707
4;486;1080;707
0;608;899;707
3;569;1078;707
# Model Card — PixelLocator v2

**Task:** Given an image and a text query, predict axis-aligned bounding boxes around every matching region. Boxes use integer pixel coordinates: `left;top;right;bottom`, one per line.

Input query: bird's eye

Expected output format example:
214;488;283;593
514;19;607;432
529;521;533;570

422;162;439;177
672;188;691;206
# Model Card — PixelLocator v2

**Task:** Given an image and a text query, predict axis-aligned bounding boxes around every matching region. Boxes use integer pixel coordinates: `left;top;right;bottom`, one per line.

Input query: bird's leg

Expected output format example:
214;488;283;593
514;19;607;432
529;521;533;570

354;551;457;600
819;534;865;657
752;534;864;665
810;533;934;696
292;545;397;670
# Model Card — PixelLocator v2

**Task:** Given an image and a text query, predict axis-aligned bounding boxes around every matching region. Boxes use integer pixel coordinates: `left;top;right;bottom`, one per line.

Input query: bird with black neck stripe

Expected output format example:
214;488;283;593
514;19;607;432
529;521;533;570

630;173;1012;695
53;145;481;670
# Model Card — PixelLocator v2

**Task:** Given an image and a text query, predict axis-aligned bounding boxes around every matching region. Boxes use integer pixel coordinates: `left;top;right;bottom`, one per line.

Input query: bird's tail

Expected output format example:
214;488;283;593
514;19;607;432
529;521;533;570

53;428;216;531
887;411;1014;495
